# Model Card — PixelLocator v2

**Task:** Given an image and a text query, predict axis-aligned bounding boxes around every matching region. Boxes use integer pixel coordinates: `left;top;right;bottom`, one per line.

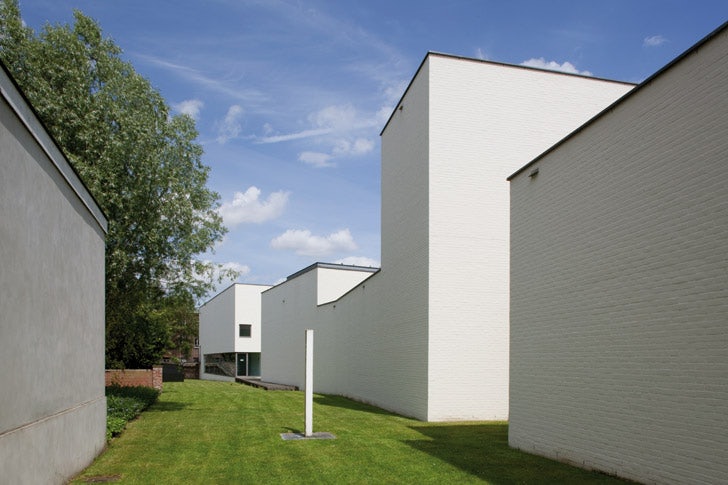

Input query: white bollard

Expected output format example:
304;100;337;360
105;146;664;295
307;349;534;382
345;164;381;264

304;329;314;437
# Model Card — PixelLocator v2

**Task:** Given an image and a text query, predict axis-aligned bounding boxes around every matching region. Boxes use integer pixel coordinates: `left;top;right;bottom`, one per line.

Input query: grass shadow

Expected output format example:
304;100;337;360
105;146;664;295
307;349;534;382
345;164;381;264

145;401;188;412
405;423;630;484
313;394;398;416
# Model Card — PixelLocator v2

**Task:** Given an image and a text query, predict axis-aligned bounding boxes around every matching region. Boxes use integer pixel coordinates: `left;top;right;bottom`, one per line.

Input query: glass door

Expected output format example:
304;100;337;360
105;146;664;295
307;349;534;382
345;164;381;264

236;353;247;376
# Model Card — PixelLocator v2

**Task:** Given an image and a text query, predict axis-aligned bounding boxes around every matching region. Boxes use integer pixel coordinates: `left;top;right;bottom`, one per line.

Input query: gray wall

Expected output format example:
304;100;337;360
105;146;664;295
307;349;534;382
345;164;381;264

509;25;728;484
0;66;108;484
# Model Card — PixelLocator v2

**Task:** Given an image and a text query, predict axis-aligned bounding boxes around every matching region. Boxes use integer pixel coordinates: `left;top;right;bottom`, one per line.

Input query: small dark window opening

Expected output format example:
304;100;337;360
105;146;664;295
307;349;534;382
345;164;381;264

239;324;252;338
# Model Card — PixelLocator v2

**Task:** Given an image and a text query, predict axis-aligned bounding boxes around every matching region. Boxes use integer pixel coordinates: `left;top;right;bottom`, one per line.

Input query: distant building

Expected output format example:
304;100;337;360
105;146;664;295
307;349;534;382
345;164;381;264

199;283;271;381
0;62;108;483
508;22;728;484
261;53;633;421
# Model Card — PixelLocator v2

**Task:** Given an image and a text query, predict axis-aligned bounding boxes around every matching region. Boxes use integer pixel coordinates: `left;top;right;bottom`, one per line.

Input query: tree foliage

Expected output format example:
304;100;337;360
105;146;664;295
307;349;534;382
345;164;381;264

1;1;235;367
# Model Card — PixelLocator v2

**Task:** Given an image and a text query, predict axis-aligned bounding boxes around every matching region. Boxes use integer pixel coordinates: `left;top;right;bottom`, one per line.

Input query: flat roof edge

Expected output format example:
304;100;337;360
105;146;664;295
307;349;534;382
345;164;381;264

508;20;728;181
199;282;273;308
380;51;634;137
0;60;108;234
285;262;379;282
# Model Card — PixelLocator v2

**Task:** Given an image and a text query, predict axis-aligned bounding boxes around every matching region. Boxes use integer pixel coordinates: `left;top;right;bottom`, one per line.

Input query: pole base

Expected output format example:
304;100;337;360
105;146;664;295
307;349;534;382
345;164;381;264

280;432;336;441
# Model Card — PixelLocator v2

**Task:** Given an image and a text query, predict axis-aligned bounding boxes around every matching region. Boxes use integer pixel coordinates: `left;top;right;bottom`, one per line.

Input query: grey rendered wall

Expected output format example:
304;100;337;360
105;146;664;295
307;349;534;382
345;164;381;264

0;68;107;484
509;26;728;484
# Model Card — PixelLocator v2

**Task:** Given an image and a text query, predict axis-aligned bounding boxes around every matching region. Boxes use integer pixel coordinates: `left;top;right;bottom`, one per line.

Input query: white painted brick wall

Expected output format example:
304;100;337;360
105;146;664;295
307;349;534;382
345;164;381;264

262;64;433;420
317;267;376;305
261;54;630;421
426;56;632;420
261;269;319;388
509;27;728;484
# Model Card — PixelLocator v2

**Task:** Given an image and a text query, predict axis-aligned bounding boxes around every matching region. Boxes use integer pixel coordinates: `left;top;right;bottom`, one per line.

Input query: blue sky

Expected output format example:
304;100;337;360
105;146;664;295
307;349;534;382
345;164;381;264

17;0;728;292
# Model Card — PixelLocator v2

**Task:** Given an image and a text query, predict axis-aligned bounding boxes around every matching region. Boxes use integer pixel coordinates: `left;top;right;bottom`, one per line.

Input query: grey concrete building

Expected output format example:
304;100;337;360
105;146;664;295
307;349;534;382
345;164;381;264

0;62;108;483
508;22;728;484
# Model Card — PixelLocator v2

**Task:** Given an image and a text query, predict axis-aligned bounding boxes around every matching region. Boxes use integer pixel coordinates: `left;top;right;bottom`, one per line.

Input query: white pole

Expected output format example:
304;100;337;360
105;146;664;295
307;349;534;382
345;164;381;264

304;329;314;437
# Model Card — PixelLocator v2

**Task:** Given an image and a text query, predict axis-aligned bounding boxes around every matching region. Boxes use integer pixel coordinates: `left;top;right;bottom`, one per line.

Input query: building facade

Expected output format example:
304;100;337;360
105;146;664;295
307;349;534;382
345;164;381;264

199;283;271;381
0;63;108;484
508;23;728;484
261;53;633;421
261;263;379;387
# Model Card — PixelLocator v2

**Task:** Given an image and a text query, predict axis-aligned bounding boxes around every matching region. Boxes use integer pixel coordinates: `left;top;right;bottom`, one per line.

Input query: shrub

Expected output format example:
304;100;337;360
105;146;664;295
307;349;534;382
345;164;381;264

105;386;160;440
106;416;127;441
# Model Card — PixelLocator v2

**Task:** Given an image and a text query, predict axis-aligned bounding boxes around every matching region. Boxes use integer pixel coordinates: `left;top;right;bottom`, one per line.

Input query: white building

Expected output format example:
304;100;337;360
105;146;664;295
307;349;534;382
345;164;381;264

262;263;379;385
199;283;271;381
0;62;107;483
508;23;728;484
261;53;633;421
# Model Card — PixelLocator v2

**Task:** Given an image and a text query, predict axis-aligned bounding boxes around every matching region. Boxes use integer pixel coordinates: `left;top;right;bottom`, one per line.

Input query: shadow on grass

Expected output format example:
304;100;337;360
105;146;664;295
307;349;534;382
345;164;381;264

145;401;188;412
404;424;629;484
313;394;397;416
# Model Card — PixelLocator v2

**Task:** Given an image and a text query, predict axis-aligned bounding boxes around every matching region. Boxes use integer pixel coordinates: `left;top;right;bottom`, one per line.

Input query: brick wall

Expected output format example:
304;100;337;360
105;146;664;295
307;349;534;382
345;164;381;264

105;366;163;391
182;363;199;379
509;26;728;484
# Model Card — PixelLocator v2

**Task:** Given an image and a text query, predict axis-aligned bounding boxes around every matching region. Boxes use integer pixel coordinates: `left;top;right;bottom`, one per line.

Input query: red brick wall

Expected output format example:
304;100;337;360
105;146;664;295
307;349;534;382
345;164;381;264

105;366;163;391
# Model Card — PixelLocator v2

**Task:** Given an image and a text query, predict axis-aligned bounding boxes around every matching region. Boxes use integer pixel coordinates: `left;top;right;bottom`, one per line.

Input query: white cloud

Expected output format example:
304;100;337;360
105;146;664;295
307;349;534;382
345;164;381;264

299;151;335;168
191;259;250;288
258;127;333;144
215;261;251;280
173;99;204;119
335;256;380;268
258;104;382;145
520;58;592;76
475;47;489;60
200;260;252;298
218;186;289;226
296;137;374;169
376;105;395;124
383;79;409;106
137;54;266;104
271;228;357;257
644;35;667;47
216;105;244;143
310;104;357;129
332;137;375;156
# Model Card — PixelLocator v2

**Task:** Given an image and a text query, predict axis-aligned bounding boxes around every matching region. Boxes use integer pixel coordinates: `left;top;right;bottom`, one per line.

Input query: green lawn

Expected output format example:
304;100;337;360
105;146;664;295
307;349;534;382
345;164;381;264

74;380;628;484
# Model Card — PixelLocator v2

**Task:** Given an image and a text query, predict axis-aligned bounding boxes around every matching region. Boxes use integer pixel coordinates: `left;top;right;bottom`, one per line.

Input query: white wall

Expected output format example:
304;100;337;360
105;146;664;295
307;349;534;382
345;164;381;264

262;54;632;421
425;55;634;420
199;283;270;380
509;26;728;484
0;66;107;484
317;266;376;305
262;56;432;420
261;265;379;389
200;284;235;356
233;284;270;353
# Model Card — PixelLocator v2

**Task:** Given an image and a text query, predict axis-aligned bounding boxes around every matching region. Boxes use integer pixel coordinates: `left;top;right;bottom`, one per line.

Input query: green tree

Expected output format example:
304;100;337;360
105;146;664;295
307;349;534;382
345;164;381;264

162;292;199;361
0;1;235;367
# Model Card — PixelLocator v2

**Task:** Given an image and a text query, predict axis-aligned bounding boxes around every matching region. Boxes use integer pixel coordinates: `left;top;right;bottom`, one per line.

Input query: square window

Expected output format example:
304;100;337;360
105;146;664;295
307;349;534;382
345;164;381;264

239;324;252;338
